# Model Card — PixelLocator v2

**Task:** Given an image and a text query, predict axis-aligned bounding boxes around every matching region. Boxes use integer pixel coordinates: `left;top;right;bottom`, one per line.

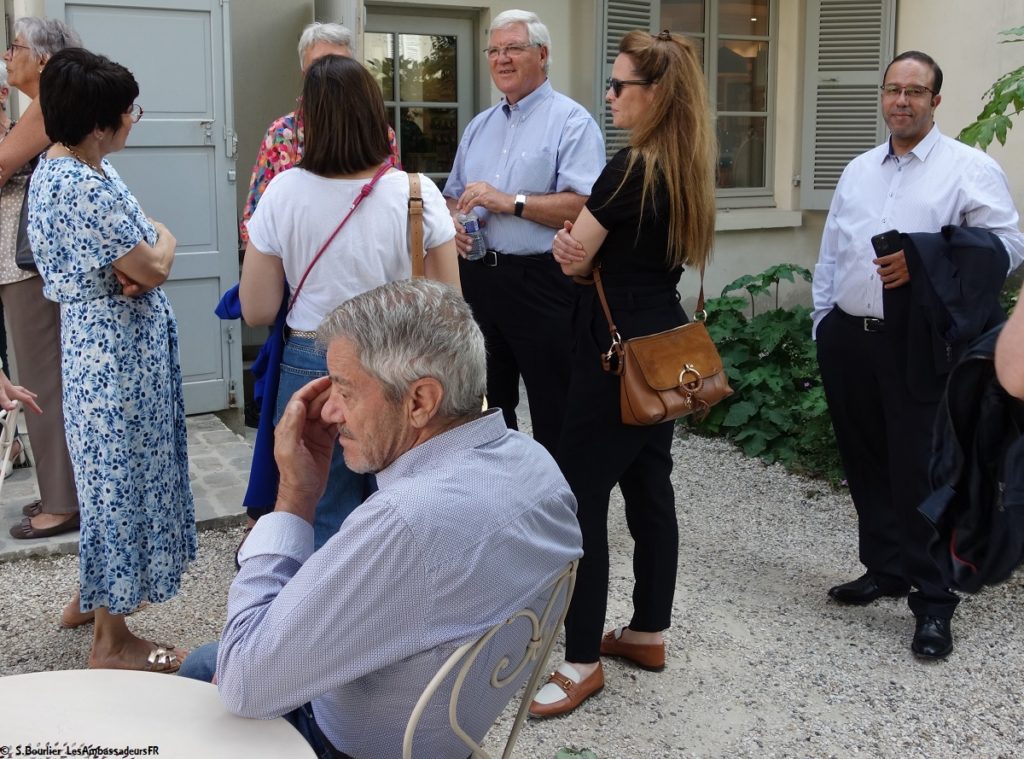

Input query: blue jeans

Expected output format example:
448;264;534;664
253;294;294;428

276;334;373;549
179;642;348;758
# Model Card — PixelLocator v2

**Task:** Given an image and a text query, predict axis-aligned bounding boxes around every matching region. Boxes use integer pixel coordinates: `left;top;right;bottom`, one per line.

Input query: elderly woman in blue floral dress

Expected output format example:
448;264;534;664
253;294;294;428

28;48;195;673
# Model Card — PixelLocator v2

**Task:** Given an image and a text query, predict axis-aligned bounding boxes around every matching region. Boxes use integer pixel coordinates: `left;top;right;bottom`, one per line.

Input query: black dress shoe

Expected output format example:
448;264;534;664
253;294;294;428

827;572;910;605
912;615;953;659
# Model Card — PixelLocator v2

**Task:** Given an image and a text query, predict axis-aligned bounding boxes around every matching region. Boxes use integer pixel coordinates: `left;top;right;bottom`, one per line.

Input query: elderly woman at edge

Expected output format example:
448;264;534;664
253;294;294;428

0;18;82;555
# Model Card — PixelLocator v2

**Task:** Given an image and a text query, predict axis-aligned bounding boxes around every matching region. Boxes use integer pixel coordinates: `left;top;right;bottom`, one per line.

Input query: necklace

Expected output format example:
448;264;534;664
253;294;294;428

61;143;106;177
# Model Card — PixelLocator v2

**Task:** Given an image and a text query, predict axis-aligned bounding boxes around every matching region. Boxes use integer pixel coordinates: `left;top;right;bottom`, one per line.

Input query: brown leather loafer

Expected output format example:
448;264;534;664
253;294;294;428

528;663;604;718
600;627;666;671
9;512;80;540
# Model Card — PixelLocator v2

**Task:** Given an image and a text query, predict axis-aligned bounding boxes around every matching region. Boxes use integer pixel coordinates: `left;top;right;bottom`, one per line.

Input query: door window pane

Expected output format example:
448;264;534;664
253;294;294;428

399;34;456;103
400;107;458;174
364;32;395;101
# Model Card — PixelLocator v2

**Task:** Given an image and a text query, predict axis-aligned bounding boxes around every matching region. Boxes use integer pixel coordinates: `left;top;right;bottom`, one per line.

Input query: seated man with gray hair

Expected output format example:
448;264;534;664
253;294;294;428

182;279;582;759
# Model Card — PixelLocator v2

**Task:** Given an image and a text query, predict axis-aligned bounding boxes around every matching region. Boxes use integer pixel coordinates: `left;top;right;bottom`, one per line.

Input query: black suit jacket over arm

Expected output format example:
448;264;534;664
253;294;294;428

883;225;1010;402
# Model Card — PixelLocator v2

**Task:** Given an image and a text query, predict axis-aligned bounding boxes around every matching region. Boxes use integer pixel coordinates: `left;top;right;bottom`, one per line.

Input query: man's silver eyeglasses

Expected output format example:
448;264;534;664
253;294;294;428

128;104;144;123
483;43;539;59
880;84;933;99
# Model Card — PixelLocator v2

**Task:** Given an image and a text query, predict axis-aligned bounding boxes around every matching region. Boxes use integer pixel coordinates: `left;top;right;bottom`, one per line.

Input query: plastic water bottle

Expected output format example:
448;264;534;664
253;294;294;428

458;212;487;261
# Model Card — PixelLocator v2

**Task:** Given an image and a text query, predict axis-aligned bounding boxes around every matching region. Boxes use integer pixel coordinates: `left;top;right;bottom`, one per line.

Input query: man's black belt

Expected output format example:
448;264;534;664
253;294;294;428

834;306;885;333
474;249;552;268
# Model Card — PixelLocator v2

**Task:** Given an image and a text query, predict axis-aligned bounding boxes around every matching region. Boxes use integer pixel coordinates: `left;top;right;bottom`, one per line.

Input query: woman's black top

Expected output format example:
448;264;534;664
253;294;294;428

586;148;683;289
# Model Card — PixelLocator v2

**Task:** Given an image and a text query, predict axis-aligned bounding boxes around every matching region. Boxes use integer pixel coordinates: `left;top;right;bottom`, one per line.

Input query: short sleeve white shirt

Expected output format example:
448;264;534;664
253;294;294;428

248;169;455;331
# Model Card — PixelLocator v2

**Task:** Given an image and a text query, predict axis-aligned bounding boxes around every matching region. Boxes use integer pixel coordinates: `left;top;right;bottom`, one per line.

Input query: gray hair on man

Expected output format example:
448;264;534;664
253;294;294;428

318;280;486;419
14;17;82;60
490;9;551;72
297;21;354;67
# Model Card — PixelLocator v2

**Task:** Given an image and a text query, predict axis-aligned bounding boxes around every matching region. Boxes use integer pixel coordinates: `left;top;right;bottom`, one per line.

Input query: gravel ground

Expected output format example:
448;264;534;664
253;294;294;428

2;430;1022;758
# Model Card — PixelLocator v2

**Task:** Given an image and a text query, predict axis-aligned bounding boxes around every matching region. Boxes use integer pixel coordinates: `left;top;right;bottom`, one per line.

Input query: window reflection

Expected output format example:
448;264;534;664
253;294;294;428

719;0;769;35
399;107;458;174
717;41;768;111
399;34;456;102
662;0;705;32
716;115;765;188
364;32;395;101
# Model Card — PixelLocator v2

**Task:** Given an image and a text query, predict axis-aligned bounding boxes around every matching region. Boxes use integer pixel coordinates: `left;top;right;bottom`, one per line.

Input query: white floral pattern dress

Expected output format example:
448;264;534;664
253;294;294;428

27;156;196;615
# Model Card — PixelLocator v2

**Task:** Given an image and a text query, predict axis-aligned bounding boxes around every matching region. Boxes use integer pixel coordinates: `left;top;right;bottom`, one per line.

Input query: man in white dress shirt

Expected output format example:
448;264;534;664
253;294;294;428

812;50;1024;660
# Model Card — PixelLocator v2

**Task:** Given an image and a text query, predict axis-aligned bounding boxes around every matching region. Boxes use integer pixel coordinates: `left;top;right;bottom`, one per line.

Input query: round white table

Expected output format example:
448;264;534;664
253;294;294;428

0;669;316;758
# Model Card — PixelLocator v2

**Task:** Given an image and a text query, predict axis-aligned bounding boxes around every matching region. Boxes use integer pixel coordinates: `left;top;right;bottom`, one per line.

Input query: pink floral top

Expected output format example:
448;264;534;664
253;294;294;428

239;108;400;244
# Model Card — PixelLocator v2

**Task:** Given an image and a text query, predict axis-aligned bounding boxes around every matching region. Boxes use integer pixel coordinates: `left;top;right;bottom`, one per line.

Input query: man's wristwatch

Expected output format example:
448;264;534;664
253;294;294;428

514;193;526;218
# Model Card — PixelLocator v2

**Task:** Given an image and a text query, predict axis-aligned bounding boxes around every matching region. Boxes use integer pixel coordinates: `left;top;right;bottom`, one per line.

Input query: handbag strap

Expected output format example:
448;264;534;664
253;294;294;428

591;264;709;373
591;267;624;374
407;172;425;278
287;157;395;314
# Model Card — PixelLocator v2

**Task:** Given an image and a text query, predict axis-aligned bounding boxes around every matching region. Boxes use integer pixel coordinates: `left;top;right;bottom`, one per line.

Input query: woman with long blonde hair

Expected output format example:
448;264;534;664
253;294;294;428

530;29;716;717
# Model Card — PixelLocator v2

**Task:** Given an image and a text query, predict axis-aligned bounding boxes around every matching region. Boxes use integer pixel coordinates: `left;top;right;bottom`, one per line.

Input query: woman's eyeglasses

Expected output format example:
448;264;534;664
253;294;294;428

606;77;652;97
128;104;144;123
5;42;30;55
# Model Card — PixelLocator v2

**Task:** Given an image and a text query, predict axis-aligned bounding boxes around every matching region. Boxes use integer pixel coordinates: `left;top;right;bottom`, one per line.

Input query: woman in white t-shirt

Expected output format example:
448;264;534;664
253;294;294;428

239;54;459;548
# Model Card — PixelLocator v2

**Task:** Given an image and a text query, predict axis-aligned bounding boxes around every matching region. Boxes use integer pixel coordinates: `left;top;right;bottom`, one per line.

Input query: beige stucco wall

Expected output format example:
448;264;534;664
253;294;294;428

897;0;1024;213
231;0;314;224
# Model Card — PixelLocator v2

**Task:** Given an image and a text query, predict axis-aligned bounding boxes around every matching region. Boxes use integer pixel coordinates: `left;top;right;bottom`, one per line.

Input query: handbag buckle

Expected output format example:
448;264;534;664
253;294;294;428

678;363;704;392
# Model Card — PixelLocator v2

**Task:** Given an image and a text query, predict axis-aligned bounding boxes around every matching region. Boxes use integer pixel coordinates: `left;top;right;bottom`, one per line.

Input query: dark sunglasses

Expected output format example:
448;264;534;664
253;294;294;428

606;77;653;97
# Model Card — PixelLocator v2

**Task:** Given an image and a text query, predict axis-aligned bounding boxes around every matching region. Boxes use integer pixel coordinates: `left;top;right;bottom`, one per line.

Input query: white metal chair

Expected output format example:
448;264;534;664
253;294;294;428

0;400;22;502
402;559;578;759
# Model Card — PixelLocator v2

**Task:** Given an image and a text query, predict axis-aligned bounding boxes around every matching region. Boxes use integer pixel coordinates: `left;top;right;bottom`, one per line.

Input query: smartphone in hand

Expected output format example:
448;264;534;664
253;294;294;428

871;229;902;257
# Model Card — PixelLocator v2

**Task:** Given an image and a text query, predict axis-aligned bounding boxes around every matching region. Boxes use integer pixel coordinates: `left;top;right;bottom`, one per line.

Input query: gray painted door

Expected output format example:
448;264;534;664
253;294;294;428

44;0;242;414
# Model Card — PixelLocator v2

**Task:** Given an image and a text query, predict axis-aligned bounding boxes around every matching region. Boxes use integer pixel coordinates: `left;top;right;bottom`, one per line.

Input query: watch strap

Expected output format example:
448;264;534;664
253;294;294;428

514;193;526;218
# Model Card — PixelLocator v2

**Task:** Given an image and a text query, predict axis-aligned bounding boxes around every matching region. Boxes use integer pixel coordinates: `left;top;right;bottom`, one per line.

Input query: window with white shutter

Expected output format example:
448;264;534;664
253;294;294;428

800;0;895;210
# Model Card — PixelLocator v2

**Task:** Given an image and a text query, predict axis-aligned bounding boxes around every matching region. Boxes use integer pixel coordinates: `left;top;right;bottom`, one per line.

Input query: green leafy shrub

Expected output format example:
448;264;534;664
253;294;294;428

685;263;844;484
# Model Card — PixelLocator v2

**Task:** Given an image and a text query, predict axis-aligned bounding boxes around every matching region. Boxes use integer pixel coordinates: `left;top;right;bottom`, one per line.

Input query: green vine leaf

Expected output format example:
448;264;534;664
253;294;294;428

959;30;1024;149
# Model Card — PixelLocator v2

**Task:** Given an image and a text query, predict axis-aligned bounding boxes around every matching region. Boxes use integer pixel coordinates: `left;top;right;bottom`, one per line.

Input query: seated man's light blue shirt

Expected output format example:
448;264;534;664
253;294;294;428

215;409;582;759
444;79;605;255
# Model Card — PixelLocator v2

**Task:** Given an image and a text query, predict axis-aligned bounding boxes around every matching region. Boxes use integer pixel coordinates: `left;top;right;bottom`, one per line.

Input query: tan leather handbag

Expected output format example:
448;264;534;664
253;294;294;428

593;267;733;425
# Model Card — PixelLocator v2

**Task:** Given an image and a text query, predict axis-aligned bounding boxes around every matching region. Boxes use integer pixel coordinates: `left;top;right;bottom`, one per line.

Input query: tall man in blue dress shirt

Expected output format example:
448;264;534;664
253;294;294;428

813;51;1024;660
181;280;582;759
444;9;605;456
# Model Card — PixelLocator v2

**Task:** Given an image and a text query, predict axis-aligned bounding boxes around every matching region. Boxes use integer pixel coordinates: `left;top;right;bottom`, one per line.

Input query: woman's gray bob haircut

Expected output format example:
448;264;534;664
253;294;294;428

298;21;353;66
317;280;486;419
490;9;551;72
14;17;82;60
